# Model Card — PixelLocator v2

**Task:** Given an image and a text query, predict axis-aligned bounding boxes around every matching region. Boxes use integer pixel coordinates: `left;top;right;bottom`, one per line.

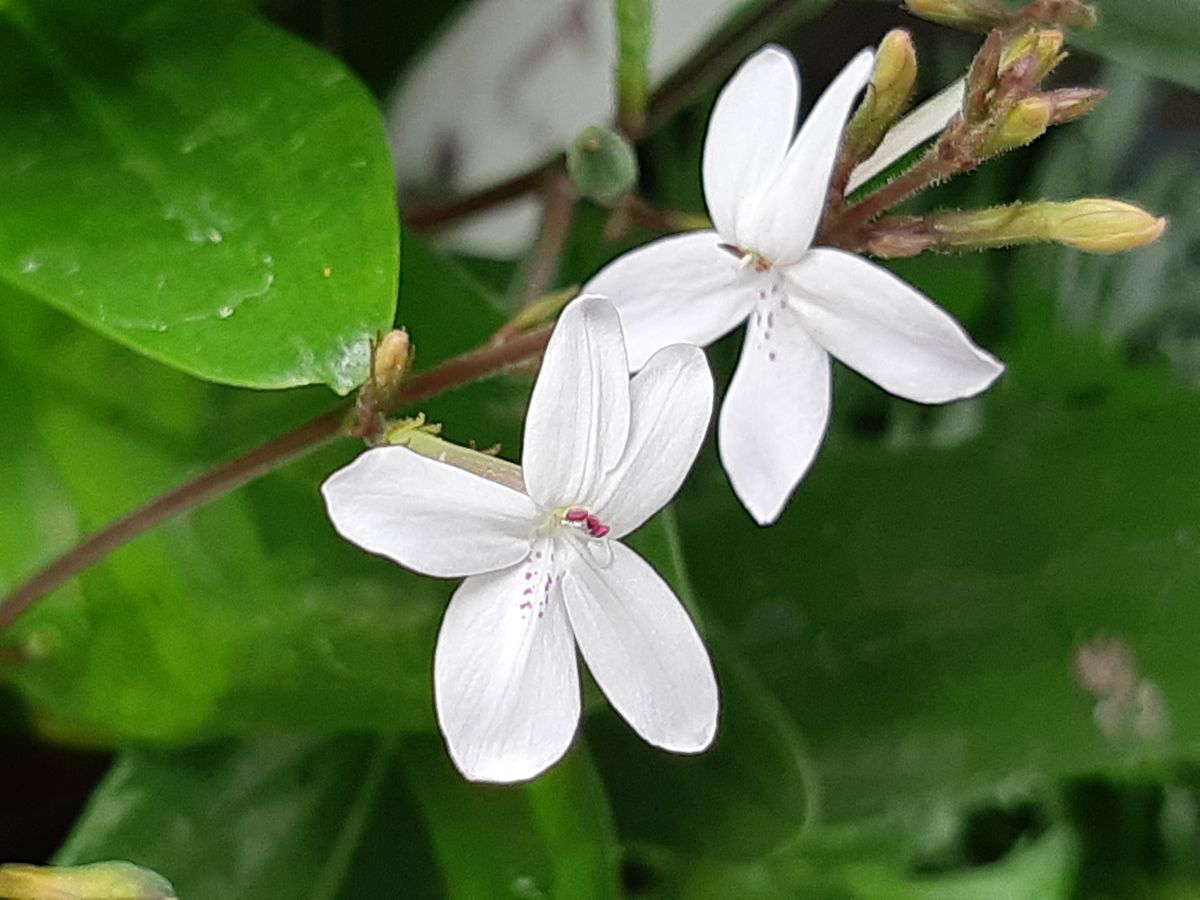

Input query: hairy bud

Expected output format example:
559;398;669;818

904;0;1008;31
980;96;1051;156
1042;199;1167;252
843;30;919;164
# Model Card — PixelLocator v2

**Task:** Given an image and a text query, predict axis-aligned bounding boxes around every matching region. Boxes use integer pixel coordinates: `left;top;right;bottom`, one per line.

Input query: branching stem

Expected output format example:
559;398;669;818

0;325;553;635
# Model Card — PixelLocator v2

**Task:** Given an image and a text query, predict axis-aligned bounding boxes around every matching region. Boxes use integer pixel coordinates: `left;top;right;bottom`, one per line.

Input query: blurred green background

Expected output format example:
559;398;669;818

1;0;1198;896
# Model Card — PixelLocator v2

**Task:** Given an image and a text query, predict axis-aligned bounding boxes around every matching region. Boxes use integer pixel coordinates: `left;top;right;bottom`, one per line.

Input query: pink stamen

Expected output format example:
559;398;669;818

564;508;589;522
590;523;611;537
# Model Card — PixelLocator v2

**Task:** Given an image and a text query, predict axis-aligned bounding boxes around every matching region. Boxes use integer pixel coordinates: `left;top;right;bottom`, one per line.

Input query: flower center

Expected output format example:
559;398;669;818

562;506;610;538
718;242;772;272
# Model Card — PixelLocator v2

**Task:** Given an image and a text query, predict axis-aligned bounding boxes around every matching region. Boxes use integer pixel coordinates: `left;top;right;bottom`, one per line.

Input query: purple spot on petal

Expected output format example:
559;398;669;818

523;587;533;595
769;351;777;362
767;312;775;328
535;551;543;559
520;601;532;609
764;331;771;341
525;571;533;580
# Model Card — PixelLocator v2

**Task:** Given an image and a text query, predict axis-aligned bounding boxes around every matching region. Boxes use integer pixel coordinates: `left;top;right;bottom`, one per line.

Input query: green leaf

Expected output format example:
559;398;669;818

401;737;622;899
594;512;815;860
55;735;424;900
0;0;398;392
0;238;511;741
56;734;622;899
675;343;1200;825
1074;0;1200;92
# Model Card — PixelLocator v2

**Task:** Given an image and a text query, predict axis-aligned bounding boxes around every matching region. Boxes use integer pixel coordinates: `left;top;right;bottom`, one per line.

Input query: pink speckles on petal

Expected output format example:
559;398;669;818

769;351;777;362
767;311;775;328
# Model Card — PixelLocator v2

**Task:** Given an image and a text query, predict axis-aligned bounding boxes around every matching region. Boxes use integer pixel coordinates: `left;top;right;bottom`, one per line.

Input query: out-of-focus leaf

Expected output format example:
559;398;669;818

1074;0;1200;92
54;736;430;900
676;335;1200;824
56;733;622;899
1011;67;1200;385
0;236;516;741
0;861;175;900
649;826;1078;899
0;0;398;392
594;512;816;860
400;737;622;899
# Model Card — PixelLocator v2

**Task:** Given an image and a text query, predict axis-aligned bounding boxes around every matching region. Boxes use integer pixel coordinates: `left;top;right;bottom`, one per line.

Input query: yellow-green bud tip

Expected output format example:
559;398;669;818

903;0;1008;31
1047;200;1167;253
372;328;412;388
982;96;1052;156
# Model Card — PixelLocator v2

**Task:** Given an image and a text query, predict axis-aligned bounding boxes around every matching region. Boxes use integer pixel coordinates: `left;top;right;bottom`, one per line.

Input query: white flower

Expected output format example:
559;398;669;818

322;297;719;783
583;46;1003;525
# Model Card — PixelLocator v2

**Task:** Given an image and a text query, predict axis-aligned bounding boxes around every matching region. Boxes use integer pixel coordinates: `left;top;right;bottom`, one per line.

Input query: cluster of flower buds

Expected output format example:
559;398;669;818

822;0;1165;258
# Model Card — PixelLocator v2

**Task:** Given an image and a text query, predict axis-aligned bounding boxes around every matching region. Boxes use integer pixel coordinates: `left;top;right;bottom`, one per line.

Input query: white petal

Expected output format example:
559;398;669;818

718;300;831;525
583;231;758;370
743;50;875;265
786;248;1004;403
523;296;631;509
702;45;800;242
561;540;718;753
846;78;965;194
321;447;539;578
592;344;714;539
434;554;581;783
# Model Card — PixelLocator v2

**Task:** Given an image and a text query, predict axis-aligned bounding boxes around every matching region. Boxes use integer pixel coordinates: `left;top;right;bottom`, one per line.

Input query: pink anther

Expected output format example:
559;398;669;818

564;508;590;522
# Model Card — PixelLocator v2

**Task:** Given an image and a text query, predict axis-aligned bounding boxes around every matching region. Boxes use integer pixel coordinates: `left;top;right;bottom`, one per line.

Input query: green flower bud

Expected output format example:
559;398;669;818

567;125;639;206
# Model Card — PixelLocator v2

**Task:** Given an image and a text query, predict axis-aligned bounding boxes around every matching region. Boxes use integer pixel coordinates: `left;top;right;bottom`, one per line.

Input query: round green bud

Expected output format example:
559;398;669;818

566;125;639;206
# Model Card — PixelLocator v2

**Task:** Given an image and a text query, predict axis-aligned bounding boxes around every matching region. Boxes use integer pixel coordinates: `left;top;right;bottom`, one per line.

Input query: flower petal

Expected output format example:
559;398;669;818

523;296;631;509
583;231;758;370
321;447;539;577
592;344;714;538
785;248;1004;402
434;554;581;783
561;540;718;753
743;49;875;265
718;300;831;525
702;45;800;242
846;77;965;194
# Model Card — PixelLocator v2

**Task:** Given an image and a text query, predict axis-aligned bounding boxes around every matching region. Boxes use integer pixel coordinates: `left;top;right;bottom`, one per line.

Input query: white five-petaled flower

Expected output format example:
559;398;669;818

322;297;719;783
583;45;1004;525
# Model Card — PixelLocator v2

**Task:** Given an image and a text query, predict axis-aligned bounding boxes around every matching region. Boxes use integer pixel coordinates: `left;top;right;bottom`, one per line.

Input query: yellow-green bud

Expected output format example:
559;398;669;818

980;96;1051;156
999;28;1064;83
909;199;1167;253
0;862;176;900
372;328;412;393
844;30;919;164
567;125;639;206
903;0;1008;31
1041;199;1167;252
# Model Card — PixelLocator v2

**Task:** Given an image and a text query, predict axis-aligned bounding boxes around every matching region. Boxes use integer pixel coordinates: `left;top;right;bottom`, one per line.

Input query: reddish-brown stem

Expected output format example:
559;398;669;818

520;173;577;305
404;162;560;233
403;0;809;235
0;325;554;636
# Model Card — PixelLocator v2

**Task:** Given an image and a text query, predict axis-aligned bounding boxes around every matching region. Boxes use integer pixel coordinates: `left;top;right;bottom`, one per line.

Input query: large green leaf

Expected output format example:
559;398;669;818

55;734;622;899
676;340;1200;825
0;238;511;741
1074;0;1200;92
593;513;816;861
0;0;398;392
400;738;621;899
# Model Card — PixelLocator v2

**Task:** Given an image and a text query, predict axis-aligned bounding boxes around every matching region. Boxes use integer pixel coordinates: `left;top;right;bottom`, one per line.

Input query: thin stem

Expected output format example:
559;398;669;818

403;0;808;234
404;162;559;233
645;0;809;131
520;172;577;305
819;147;950;245
0;324;553;635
